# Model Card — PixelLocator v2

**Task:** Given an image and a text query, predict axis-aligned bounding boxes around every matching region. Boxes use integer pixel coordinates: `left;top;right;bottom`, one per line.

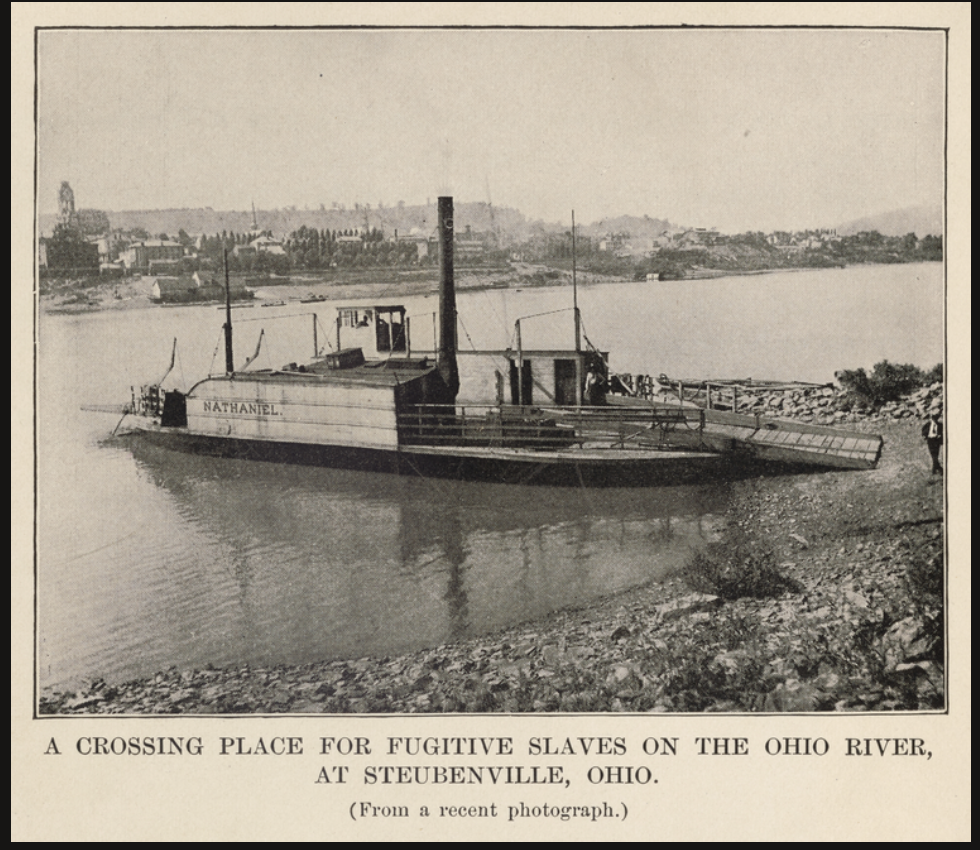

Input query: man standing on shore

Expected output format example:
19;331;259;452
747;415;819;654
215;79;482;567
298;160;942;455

921;410;944;475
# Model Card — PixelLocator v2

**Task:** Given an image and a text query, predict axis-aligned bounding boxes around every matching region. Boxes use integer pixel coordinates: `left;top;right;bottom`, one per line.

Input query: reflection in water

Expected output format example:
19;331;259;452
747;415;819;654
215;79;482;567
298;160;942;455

33;436;722;689
441;509;468;643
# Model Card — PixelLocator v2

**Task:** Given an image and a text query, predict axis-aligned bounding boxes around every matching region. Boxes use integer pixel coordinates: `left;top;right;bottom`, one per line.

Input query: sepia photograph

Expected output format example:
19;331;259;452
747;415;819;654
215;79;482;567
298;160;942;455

34;23;948;717
15;6;969;841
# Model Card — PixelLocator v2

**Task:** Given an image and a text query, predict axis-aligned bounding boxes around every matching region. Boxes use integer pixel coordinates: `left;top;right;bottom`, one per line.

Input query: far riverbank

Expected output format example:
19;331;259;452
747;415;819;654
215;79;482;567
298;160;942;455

38;259;939;316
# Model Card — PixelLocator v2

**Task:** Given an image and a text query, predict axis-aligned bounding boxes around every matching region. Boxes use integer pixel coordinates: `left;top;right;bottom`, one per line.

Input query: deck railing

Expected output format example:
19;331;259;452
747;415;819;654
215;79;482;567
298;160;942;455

396;403;705;451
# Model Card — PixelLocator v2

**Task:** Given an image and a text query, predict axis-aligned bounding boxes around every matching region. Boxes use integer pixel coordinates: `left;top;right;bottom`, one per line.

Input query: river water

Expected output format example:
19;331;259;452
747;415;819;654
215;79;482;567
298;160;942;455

36;263;942;690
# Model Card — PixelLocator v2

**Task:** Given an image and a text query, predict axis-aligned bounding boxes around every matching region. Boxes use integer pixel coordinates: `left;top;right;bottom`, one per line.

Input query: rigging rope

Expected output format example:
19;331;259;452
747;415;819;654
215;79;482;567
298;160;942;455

208;332;223;376
480;287;508;343
177;342;186;389
316;314;334;354
457;314;516;385
457;314;479;352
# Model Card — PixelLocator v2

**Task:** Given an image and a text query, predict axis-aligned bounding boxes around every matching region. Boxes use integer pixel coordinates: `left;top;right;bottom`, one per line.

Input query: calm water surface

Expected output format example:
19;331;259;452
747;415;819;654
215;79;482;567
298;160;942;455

36;263;942;689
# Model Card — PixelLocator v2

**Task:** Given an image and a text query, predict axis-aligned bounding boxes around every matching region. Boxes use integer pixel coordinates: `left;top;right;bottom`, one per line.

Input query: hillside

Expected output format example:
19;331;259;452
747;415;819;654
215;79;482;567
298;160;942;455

37;201;680;245
39;202;943;257
579;214;677;239
837;204;942;238
38;201;534;243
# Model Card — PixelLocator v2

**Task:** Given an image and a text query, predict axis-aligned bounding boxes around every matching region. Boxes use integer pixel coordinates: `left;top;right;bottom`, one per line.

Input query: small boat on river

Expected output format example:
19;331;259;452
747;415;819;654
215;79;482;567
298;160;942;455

113;197;882;486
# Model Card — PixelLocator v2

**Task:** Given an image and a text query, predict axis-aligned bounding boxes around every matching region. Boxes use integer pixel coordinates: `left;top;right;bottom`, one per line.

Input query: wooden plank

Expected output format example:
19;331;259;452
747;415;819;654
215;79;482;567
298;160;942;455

750;443;877;469
703;409;754;427
711;411;880;446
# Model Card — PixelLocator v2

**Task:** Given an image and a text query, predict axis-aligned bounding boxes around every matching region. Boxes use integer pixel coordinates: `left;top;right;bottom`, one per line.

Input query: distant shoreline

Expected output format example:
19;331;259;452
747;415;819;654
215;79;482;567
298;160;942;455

38;259;939;316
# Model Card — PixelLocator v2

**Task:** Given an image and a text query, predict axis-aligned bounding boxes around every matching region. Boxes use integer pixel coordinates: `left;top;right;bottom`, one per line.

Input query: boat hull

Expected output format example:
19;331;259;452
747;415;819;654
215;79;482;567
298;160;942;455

122;424;766;488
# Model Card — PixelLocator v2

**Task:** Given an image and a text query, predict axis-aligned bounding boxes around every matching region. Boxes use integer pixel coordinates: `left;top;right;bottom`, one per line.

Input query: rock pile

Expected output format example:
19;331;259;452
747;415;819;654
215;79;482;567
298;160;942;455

727;380;943;424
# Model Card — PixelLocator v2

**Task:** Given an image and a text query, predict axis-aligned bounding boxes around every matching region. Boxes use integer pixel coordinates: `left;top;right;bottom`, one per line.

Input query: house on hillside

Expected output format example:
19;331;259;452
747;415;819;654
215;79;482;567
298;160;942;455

120;239;184;273
249;234;286;255
598;232;658;258
598;233;626;253
93;233;116;264
150;276;193;303
619;236;657;258
231;233;286;259
392;228;435;261
191;271;253;301
149;272;253;304
674;228;719;248
455;225;487;261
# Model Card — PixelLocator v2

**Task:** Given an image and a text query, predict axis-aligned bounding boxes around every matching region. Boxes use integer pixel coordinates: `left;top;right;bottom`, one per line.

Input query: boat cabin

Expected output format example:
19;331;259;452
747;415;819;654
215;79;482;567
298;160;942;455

334;305;409;359
331;301;608;407
456;349;608;407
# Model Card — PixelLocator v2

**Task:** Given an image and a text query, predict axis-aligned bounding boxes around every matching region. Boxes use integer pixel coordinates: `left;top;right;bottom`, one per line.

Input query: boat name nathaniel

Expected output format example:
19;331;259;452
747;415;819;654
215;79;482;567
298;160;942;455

201;401;283;416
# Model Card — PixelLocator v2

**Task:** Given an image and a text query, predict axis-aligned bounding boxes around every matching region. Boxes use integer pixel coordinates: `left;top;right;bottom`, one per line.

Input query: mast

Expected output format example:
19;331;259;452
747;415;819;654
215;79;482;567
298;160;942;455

436;196;459;398
572;210;583;406
515;319;524;407
223;249;234;375
572;209;581;353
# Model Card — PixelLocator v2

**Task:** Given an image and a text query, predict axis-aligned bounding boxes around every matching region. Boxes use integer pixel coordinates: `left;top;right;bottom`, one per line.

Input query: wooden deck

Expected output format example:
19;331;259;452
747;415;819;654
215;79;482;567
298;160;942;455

655;406;883;469
398;401;884;471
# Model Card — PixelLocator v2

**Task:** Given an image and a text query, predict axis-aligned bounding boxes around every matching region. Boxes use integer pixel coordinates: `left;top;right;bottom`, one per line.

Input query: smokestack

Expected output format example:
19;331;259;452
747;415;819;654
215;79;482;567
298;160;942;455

437;196;459;398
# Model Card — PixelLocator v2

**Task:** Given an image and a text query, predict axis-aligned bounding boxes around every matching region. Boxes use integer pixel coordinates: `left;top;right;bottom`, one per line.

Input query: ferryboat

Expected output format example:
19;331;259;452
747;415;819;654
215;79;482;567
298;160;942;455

115;197;882;486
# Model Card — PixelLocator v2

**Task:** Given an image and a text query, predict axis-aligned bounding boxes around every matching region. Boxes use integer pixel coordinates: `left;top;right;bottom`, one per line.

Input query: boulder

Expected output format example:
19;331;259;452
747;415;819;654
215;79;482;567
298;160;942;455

879;617;938;671
656;593;723;621
763;680;825;712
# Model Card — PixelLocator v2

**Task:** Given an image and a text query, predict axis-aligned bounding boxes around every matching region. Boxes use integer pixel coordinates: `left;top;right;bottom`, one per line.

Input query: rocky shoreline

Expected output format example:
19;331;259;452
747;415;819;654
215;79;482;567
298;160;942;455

40;395;945;714
727;380;944;425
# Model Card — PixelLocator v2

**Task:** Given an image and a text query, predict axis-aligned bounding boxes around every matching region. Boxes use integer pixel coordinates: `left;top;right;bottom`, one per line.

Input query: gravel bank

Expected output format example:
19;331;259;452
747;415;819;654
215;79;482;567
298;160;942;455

38;266;624;315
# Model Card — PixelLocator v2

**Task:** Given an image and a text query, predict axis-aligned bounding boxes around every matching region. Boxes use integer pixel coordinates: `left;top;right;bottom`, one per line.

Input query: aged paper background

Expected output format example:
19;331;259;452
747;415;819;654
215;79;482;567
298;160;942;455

13;4;970;841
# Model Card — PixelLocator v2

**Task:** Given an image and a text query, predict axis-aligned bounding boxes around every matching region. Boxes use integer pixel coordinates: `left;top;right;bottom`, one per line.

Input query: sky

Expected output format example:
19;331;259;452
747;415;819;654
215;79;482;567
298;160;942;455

35;27;946;233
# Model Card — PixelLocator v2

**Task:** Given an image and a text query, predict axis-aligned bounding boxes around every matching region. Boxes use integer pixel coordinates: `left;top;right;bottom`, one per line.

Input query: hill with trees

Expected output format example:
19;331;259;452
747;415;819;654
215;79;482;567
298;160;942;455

837;204;942;238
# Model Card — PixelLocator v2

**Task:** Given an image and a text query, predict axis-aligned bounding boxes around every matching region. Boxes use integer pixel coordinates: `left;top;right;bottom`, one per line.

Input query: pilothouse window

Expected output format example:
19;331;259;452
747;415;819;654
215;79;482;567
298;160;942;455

375;307;407;352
